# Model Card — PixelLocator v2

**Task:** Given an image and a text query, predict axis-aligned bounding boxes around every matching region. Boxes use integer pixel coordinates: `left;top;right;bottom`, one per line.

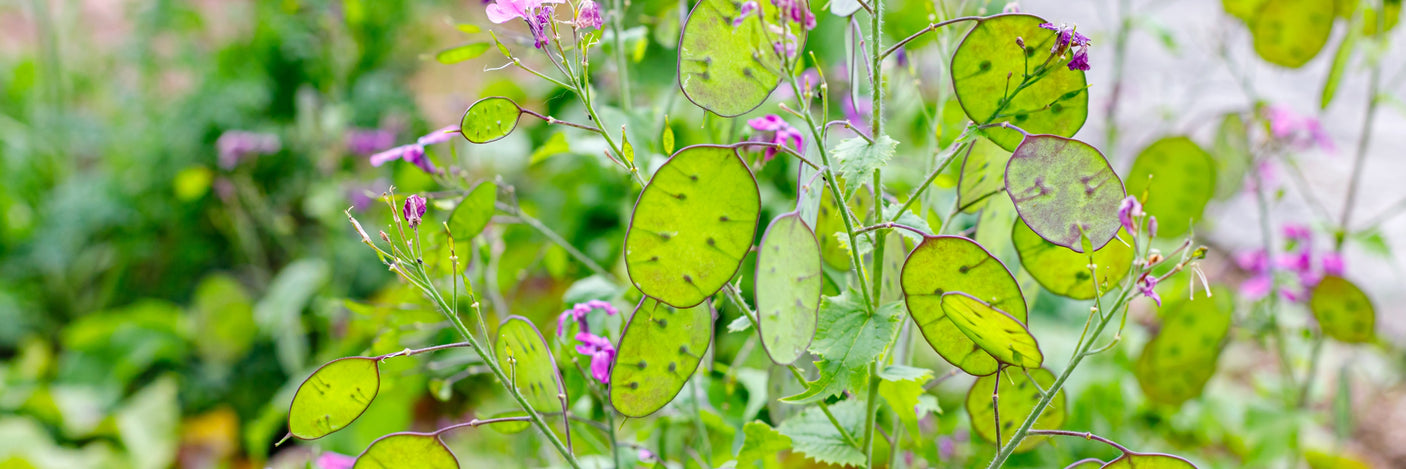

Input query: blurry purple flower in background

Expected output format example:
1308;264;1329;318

556;299;619;336
843;95;871;137
637;448;657;463
1236;224;1345;302
345;128;396;156
894;47;909;68
346;178;388;212
1322;252;1345;276
574;332;616;384
733;1;758;27
1262;105;1335;153
216;130;280;170
937;437;957;460
575;0;603;29
746;114;804;164
403;194;427;229
369;126;459;174
315;452;355;469
1002;1;1021;12
417;125;459;146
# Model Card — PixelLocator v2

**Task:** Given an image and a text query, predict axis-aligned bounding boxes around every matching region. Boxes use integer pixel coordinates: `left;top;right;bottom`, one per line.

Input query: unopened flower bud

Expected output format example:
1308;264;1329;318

1015;36;1025;49
403;194;427;229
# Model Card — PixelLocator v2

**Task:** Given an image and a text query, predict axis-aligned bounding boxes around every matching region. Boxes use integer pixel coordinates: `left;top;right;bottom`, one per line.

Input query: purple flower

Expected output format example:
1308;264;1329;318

1137;273;1162;307
416;125;460;146
555;299;619;336
1067;48;1091;71
1117;196;1143;235
733;1;758;27
637;448;657;463
1322;252;1344;276
574;332;616;384
1282;223;1312;243
575;0;603;29
403;194;427;229
895;47;909;68
529;7;555;49
745;114;804;164
1038;22;1093;71
368;126;458;174
1002;1;1021;12
346;128;397;156
937;437;956;460
1262;105;1335;153
486;0;560;23
216;130;281;169
1147;216;1159;238
315;452;356;469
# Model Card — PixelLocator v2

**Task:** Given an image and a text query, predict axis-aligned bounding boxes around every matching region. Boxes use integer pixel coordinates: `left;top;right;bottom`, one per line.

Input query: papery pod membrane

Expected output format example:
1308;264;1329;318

755;212;823;365
1011;218;1134;300
817;184;874;269
1124;136;1217;238
951;14;1089;150
957;136;1013;213
677;0;808;116
1005;135;1125;252
1249;0;1334;68
941;292;1043;368
610;297;715;417
1309;276;1375;343
494;316;568;414
965;367;1065;452
901;235;1028;376
448;181;496;241
1211;114;1250;199
1100;452;1198;469
353;432;458;469
460;96;523;143
1133;287;1233;406
288;357;380;440
624;145;760;308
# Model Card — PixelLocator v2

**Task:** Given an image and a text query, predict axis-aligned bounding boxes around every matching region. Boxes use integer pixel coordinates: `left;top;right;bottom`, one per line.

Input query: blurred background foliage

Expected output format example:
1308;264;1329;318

0;0;1403;468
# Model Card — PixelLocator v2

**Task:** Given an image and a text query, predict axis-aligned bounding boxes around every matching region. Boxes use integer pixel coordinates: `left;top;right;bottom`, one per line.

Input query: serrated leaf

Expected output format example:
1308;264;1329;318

755;212;823;365
610;297;715;417
288;357;379;440
832;135;898;198
882;203;934;245
1125;136;1217;238
878;366;934;442
783;292;902;403
529;131;571;164
353;432;458;468
1309;276;1375;343
902;236;1028;376
738;421;793;468
460;96;522;144
966;367;1065;453
624;145;760;308
495;316;568;414
777;399;866;467
1012;218;1134;300
1005;135;1125;252
435;43;491;64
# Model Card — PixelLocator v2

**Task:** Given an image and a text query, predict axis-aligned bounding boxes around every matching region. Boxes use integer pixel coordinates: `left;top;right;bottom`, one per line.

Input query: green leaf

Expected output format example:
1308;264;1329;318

832;135;899;198
191;274;257;365
1012;218;1134;300
952;14;1089;150
529;132;571;164
1223;0;1266;21
448;181;496;242
777;399;866;467
1309;276;1375;343
940;292;1043;368
1125;136;1217;238
495;316;568;414
677;0;806;116
878;365;934;442
755;212;823;365
353;432;459;468
621;128;635;164
288;357;380;440
460;96;522;144
625;145;760;307
610;297;715;417
882;203;934;246
1212;114;1251;200
1005;135;1126;252
455;23;482;34
783;292;903;403
817;186;874;269
902;236;1027;376
957;136;1013;213
1250;0;1334;68
1100;453;1198;469
966;367;1065;453
435;43;491;64
1321;26;1358;109
737;421;793;468
1134;287;1233;406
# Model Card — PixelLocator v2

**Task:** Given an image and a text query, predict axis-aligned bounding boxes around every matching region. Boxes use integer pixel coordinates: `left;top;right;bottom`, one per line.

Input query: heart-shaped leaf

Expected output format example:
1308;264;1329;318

966;367;1065;452
1134;287;1233;406
952;14;1089;150
1125;136;1217;238
1101;452;1198;469
1005;135;1125;252
288;357;380;440
460;96;522;143
610;297;715;417
1250;0;1334;68
353;432;458;469
755;212;823;365
902;235;1027;376
1309;275;1375;343
625;145;761;308
940;292;1043;369
677;0;808;116
495;316;568;414
1012;218;1134;300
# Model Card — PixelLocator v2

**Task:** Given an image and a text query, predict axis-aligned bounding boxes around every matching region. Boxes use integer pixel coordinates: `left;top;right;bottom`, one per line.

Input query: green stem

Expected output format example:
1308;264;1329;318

1336;26;1384;248
611;0;632;109
862;2;885;466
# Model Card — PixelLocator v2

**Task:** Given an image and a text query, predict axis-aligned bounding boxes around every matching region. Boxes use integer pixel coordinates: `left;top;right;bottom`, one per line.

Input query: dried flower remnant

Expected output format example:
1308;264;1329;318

403;194;427;230
216;130;281;169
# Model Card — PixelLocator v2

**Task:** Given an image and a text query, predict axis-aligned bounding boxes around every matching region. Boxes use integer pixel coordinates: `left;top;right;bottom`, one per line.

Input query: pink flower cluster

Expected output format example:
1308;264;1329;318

746;114;805;164
1261;105;1334;153
1237;224;1344;302
556;299;619;384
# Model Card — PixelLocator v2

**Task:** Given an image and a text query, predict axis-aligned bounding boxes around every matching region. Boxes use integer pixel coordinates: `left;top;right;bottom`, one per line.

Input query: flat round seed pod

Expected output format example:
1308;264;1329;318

1309;275;1375;343
1100;452;1198;469
610;297;715;417
1004;135;1125;252
460;97;522;143
1133;288;1233;406
288;357;380;440
494;316;568;414
353;432;458;469
677;0;808;116
965;367;1066;453
1011;218;1134;300
624;145;760;308
1249;0;1334;68
901;235;1027;376
1124;136;1217;238
755;212;823;365
941;292;1043;369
